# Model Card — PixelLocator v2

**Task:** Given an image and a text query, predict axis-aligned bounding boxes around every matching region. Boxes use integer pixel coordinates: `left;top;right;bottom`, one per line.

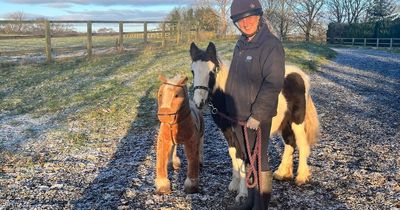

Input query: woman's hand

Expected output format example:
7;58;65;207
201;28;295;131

246;116;260;130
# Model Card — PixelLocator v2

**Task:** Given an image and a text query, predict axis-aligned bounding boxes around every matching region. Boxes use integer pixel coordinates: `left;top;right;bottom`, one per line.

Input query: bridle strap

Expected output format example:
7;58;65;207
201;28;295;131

192;64;220;94
157;82;190;125
193;85;210;92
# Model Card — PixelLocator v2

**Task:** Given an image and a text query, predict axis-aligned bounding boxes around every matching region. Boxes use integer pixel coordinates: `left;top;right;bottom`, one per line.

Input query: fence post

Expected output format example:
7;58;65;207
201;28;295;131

390;38;393;49
352;38;354;46
195;21;200;42
364;38;366;47
119;21;124;53
376;38;379;48
162;22;166;48
144;21;148;45
45;20;52;63
87;21;92;58
176;21;181;44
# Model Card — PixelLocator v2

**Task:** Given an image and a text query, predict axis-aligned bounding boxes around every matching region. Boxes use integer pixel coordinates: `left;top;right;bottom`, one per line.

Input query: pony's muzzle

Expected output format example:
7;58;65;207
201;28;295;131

196;100;205;110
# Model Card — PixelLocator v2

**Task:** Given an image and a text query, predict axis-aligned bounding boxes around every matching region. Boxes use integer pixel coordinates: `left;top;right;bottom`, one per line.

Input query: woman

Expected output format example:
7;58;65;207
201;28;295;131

225;0;285;209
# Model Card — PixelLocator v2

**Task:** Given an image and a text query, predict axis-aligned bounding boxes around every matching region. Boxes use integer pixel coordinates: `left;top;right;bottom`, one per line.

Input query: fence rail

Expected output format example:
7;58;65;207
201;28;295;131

327;38;400;48
0;20;202;63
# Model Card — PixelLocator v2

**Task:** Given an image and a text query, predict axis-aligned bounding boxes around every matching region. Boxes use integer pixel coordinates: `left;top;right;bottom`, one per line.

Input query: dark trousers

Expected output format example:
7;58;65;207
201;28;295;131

233;121;271;171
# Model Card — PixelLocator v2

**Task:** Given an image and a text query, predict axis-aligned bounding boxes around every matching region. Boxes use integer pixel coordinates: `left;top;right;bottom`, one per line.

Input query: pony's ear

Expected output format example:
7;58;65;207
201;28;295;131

159;75;167;83
190;42;199;61
206;42;217;58
178;76;188;86
206;42;219;67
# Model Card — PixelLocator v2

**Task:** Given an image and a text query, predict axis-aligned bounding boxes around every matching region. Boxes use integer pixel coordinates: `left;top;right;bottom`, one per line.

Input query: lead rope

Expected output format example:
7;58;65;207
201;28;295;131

209;103;262;189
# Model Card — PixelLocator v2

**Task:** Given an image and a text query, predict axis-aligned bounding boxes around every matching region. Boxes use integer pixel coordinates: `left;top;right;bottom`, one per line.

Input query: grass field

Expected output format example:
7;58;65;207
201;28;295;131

0;39;335;167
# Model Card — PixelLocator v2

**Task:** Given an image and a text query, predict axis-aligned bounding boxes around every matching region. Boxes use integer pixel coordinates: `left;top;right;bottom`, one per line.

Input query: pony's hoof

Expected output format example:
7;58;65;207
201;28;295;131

155;178;171;194
235;192;248;203
228;177;239;191
295;175;311;186
273;171;293;181
184;178;199;194
172;160;181;170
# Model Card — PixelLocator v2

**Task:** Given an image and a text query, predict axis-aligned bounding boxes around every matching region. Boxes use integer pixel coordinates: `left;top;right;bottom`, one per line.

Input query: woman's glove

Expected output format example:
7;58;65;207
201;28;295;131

246;116;260;130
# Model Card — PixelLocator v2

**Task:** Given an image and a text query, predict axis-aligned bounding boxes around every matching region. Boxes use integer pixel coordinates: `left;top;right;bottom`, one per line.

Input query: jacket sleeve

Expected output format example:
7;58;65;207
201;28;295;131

251;42;285;122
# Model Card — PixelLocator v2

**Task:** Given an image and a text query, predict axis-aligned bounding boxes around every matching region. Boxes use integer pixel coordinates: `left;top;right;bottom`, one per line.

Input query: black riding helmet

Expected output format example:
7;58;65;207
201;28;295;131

230;0;263;23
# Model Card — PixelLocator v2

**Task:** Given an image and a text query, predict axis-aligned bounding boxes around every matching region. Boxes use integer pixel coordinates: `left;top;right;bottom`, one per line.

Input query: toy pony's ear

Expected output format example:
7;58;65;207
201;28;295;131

159;75;167;83
178;76;188;86
190;42;199;61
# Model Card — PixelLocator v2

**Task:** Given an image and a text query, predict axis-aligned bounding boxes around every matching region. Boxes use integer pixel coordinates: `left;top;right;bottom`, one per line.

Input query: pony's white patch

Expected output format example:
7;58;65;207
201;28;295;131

191;59;230;108
191;60;213;108
236;158;248;202
228;147;240;191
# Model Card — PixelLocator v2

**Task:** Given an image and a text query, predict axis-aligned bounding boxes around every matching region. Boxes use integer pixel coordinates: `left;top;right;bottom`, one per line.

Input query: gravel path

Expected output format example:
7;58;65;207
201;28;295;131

1;47;399;209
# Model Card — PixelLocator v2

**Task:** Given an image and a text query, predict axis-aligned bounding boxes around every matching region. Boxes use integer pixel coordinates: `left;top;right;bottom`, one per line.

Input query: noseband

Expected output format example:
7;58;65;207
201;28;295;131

192;64;219;96
157;83;191;125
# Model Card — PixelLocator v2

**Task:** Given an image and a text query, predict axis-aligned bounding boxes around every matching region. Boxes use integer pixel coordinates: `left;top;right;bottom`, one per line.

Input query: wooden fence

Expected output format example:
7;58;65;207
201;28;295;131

327;38;400;48
0;20;202;63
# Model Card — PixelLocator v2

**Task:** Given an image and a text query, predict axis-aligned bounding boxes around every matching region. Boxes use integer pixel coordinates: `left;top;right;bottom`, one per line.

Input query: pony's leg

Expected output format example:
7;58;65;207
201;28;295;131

228;146;240;191
183;137;200;193
236;157;248;202
223;130;240;192
224;129;248;201
168;144;181;170
155;135;173;194
291;122;311;185
273;143;294;181
274;123;295;181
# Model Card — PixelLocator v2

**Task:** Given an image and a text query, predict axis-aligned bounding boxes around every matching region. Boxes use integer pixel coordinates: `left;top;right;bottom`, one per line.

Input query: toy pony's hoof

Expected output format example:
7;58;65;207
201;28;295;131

184;178;199;194
155;178;171;194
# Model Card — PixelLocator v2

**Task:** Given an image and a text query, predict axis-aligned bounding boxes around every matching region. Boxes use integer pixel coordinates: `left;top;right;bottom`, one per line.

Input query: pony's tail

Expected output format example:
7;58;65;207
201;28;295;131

304;94;320;146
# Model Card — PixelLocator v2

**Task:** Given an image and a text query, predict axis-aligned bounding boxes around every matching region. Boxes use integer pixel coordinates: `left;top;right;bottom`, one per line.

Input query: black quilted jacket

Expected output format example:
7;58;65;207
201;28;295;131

225;20;285;122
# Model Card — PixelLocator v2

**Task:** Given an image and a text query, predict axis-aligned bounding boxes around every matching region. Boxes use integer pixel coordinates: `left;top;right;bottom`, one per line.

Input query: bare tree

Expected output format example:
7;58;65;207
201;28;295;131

326;0;345;23
344;0;369;23
260;0;296;40
213;0;232;37
4;11;27;33
292;0;325;41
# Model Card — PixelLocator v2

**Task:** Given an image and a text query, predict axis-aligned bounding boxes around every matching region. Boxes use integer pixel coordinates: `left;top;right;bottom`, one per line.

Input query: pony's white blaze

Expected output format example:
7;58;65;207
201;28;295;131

191;60;214;108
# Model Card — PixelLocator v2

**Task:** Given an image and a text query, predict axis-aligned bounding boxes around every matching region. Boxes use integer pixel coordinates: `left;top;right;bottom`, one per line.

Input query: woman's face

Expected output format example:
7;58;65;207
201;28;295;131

236;15;260;36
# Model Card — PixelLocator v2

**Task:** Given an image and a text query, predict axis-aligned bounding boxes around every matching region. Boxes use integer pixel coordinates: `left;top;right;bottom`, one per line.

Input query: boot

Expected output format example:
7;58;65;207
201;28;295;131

227;187;256;210
253;171;272;210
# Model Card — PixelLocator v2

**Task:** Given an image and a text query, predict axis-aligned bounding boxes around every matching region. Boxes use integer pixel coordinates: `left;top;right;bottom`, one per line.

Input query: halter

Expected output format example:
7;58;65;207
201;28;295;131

157;82;191;125
192;62;220;95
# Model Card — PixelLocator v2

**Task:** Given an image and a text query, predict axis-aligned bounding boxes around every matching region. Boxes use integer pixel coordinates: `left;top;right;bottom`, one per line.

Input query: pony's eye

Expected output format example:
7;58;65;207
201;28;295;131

175;94;178;98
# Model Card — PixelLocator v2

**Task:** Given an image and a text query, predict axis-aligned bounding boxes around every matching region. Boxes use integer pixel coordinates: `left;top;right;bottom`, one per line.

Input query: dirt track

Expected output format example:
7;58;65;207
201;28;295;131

1;47;399;209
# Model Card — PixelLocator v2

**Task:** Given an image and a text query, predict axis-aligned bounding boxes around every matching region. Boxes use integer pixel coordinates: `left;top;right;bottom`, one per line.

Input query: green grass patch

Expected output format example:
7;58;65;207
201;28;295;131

285;41;336;72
